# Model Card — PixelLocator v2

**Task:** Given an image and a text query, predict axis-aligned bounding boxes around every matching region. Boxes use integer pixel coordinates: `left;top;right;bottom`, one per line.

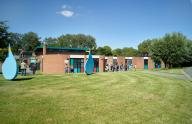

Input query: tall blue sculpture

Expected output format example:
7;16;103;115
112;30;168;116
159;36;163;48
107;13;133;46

84;52;94;75
2;44;18;80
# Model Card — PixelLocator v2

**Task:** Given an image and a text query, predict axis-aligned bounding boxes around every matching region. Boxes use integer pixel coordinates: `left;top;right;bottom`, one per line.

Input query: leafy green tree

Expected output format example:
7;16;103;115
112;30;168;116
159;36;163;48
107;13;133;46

96;47;104;55
112;48;122;56
57;34;97;49
138;39;153;56
58;34;71;47
82;35;97;49
0;21;9;48
181;40;192;67
150;33;190;68
122;47;139;57
102;46;112;56
96;46;112;56
44;37;58;46
22;32;41;51
0;21;9;61
9;32;23;54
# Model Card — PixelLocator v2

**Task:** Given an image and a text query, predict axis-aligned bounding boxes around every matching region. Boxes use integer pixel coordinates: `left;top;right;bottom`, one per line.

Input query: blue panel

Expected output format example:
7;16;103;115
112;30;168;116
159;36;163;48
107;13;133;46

74;68;78;73
2;44;18;80
84;52;94;75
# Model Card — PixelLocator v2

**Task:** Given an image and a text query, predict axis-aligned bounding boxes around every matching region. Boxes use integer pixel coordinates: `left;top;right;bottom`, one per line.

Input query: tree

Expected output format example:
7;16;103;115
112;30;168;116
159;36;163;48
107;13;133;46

138;39;153;56
181;40;192;67
0;21;9;48
150;33;190;68
121;47;139;57
112;48;122;56
0;21;9;61
82;35;97;49
22;32;41;51
96;47;105;55
96;46;112;56
57;34;97;49
8;32;23;54
44;37;58;46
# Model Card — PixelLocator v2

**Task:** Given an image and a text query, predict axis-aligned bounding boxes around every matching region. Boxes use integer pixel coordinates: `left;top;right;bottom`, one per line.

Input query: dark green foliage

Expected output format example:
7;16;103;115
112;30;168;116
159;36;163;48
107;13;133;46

121;47;139;57
138;39;153;56
149;33;192;68
0;21;9;61
112;48;122;56
22;32;41;51
96;46;112;56
111;47;139;57
0;21;9;48
44;37;59;46
0;48;7;62
9;32;23;54
57;34;97;49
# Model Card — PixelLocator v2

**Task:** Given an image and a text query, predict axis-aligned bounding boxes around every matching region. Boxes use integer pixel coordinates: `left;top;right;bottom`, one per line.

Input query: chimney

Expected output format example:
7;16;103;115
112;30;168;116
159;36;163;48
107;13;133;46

43;43;47;55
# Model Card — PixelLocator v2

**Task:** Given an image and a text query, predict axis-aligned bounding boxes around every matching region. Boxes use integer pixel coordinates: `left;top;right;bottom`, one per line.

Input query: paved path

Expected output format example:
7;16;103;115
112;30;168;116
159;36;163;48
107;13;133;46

141;71;188;80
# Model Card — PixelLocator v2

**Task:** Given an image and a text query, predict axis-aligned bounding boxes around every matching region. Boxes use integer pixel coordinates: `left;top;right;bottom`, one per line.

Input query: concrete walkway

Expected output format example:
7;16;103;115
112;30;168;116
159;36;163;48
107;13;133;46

141;71;188;80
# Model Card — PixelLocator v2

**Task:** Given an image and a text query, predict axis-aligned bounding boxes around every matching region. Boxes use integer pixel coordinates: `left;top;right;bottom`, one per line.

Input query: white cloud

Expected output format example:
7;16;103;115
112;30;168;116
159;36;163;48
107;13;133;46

58;10;74;17
57;5;77;18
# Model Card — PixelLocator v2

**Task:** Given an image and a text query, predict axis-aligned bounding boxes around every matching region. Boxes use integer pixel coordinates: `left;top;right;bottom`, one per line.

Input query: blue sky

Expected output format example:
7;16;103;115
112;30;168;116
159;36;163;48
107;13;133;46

0;0;192;49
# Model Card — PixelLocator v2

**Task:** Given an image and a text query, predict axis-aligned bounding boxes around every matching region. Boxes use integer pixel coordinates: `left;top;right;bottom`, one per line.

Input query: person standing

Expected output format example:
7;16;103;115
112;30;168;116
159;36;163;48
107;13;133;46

20;61;26;76
31;63;36;75
64;64;69;73
134;64;137;71
70;66;74;73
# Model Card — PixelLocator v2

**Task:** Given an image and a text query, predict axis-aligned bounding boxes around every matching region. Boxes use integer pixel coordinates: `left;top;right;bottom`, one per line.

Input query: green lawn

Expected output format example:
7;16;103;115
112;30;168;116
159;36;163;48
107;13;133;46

0;70;192;124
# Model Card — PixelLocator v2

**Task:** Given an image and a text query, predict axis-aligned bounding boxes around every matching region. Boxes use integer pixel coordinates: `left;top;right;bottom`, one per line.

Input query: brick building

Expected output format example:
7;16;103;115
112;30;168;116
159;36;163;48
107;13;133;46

34;45;164;74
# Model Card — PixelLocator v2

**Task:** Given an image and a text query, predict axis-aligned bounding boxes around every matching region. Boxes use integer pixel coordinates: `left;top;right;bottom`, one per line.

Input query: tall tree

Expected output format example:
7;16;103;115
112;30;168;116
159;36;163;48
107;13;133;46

112;48;122;56
138;39;153;56
0;21;9;61
8;32;23;54
0;21;9;48
96;47;105;55
22;32;41;51
44;37;58;46
150;33;190;68
96;46;112;56
102;46;112;56
121;47;139;57
57;34;97;49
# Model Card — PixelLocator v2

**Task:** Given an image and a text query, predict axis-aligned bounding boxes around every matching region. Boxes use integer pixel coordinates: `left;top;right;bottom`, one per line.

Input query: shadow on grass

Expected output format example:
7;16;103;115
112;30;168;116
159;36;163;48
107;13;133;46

12;77;34;81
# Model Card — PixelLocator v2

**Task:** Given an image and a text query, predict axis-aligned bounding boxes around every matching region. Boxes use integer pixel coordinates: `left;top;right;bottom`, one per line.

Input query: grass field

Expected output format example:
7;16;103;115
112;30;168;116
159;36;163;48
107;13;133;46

0;70;192;124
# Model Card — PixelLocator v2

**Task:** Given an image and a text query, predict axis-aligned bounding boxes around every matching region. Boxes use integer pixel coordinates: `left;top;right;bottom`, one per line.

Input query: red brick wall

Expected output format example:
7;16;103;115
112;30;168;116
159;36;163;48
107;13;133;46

132;57;154;69
42;54;69;74
99;56;105;72
148;57;154;69
37;50;87;73
39;53;161;74
132;57;144;69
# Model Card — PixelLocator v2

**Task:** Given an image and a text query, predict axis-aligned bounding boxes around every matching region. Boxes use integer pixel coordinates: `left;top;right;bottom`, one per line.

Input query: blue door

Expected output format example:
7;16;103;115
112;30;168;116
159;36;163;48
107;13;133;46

144;59;148;69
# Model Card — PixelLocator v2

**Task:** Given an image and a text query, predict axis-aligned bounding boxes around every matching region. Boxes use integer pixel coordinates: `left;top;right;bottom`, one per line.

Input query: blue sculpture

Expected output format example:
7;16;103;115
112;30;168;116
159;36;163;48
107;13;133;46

2;44;18;80
84;52;94;75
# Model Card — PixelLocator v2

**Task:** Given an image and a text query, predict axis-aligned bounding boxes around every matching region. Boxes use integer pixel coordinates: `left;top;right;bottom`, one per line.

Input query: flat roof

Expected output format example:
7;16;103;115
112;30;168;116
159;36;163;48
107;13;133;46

34;45;89;53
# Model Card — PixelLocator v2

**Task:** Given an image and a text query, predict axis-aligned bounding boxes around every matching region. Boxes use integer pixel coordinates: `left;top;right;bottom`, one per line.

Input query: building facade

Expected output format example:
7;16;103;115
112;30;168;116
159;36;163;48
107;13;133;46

34;45;164;74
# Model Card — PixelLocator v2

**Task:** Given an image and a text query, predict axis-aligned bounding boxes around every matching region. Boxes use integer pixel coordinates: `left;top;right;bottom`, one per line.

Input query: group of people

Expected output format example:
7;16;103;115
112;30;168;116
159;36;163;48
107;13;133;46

20;61;36;76
64;64;74;73
105;63;136;72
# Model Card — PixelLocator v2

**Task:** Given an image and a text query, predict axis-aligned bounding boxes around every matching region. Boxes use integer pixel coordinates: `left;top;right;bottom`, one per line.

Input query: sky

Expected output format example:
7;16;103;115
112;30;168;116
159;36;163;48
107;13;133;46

0;0;192;49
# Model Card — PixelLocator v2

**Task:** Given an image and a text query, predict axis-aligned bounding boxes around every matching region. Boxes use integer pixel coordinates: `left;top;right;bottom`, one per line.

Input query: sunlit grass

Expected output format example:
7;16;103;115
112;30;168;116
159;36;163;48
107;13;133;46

0;70;192;124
